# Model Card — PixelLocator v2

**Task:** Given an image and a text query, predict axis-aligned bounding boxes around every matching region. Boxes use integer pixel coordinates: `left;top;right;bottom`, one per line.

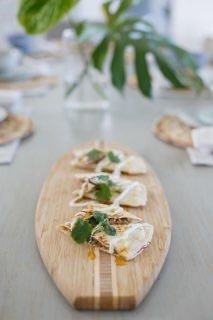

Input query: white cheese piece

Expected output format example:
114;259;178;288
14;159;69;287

109;223;154;260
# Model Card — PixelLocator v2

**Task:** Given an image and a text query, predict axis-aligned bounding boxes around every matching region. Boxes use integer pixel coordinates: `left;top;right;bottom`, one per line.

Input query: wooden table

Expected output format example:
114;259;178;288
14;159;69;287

0;85;212;320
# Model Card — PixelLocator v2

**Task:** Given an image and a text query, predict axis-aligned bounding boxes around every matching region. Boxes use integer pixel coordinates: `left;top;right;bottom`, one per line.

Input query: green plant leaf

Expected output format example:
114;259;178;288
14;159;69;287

175;69;204;93
107;151;120;163
168;44;198;71
76;21;107;44
93;211;107;223
18;0;79;34
103;0;134;24
102;1;112;22
92;36;110;71
95;184;112;202
113;0;134;21
86;149;104;162
110;41;126;91
102;222;116;236
92;211;117;236
135;46;152;97
131;32;205;93
71;218;92;244
154;52;186;89
91;175;110;184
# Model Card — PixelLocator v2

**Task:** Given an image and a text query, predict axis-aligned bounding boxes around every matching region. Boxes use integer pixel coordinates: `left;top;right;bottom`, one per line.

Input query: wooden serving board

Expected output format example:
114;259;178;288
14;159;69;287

35;142;171;310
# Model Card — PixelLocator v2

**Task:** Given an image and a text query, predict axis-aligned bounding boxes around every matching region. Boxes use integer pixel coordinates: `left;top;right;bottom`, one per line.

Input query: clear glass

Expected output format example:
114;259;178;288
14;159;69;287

61;29;109;112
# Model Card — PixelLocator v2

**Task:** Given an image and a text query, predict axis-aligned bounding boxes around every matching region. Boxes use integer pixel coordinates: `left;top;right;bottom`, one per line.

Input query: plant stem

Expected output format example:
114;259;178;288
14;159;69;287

65;18;107;100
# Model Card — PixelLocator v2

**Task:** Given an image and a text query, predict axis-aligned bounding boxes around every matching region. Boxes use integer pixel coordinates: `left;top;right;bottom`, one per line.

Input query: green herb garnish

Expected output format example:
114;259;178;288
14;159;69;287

93;211;116;236
107;151;120;163
95;184;112;202
94;175;110;183
71;211;116;244
86;148;104;162
102;222;116;236
93;211;107;222
71;218;92;244
89;175;120;202
90;175;115;187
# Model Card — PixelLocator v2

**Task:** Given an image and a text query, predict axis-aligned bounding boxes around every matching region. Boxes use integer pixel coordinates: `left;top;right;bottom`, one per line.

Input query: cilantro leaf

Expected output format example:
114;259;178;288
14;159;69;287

91;175;116;188
95;184;112;202
93;211;116;236
88;216;98;228
91;175;110;185
71;218;92;244
107;151;120;163
86;149;104;162
103;222;116;236
95;175;110;182
93;211;107;223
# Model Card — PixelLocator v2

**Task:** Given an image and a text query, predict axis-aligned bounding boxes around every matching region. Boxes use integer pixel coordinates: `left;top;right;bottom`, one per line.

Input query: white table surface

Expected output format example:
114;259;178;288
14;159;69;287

0;85;213;320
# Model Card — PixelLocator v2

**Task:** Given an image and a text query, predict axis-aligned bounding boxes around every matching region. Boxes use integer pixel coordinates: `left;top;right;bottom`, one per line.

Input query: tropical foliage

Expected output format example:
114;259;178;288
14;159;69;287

18;0;204;97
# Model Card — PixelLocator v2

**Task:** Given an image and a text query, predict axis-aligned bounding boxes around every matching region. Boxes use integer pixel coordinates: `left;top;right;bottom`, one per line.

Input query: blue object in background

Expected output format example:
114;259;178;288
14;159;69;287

8;33;35;53
191;52;209;68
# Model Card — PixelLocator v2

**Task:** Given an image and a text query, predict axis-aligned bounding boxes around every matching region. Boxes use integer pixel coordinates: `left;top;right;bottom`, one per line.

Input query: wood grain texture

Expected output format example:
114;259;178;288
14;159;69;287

0;75;58;90
35;141;171;310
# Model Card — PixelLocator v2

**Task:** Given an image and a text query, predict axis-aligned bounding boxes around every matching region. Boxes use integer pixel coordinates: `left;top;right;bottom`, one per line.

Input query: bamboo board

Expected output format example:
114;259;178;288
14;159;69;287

35;141;171;310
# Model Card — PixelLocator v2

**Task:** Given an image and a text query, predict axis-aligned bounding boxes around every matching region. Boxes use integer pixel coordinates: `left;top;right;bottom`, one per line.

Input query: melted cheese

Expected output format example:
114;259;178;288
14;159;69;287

95;157;110;172
113;181;140;206
69;200;96;207
108;223;153;260
72;173;147;207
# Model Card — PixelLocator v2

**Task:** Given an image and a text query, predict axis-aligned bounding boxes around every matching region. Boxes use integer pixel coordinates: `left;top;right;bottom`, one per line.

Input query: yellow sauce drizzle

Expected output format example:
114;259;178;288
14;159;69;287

115;248;128;266
60;225;69;232
115;255;126;266
87;246;96;260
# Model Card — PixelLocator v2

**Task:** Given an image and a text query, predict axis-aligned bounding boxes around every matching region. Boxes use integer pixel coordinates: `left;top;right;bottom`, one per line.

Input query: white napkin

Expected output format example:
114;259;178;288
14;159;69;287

187;127;213;166
0;140;20;164
191;127;213;149
0;89;23;112
187;148;213;166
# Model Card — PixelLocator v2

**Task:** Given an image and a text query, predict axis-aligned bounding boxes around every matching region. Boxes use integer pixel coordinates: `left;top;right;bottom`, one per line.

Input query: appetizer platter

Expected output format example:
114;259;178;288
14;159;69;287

35;141;171;310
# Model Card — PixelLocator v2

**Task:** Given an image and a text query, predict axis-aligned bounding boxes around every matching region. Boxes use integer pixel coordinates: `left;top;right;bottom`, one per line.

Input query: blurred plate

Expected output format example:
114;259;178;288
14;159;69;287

0;69;37;82
0;107;8;122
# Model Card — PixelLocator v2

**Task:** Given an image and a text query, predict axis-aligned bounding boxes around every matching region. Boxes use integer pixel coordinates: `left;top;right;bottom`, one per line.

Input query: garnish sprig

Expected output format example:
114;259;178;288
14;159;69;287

71;210;116;244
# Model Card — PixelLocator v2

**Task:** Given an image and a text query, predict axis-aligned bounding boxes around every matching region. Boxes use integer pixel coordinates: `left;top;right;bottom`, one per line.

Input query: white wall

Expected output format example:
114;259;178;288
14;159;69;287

171;0;213;51
0;0;21;40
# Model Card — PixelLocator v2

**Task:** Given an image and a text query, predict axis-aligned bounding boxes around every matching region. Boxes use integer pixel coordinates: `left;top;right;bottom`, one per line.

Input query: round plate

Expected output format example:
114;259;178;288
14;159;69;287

0;107;8;122
0;113;34;145
153;115;194;148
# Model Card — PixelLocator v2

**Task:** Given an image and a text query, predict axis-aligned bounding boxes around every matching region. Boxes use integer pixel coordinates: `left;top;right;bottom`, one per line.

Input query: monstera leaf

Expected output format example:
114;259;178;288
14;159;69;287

18;0;79;34
17;0;205;98
91;1;205;97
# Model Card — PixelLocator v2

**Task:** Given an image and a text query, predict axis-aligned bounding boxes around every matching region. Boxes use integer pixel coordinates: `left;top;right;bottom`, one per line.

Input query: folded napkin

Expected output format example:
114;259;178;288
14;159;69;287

0;89;23;112
187;148;213;166
191;127;213;149
187;127;213;166
0;139;20;164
